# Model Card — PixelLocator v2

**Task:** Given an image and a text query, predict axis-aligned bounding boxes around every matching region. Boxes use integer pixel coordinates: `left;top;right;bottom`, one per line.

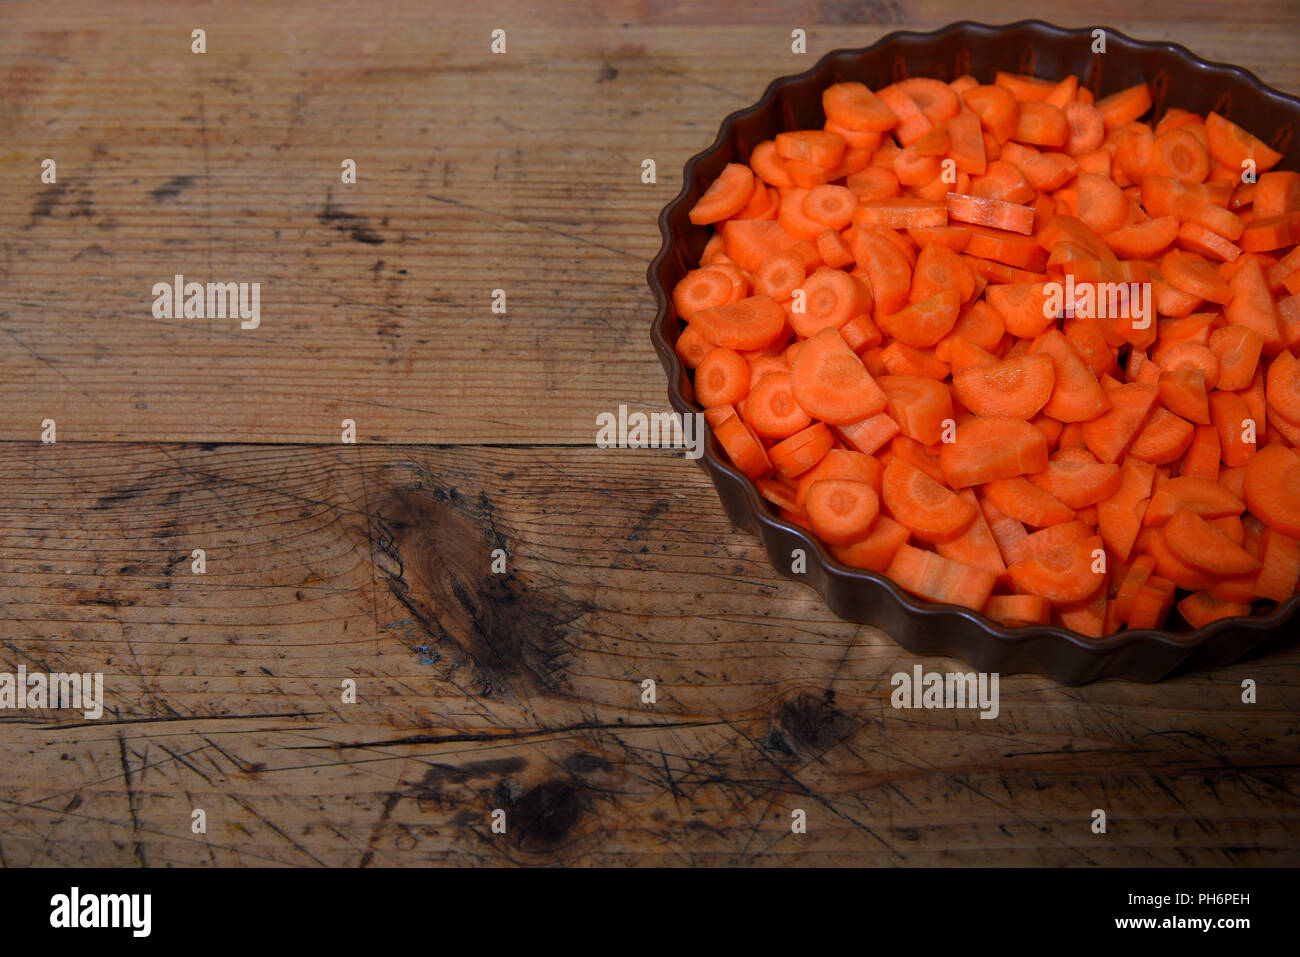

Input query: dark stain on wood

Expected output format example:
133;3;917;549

372;488;583;695
779;690;855;753
150;175;196;201
509;779;588;850
319;189;385;245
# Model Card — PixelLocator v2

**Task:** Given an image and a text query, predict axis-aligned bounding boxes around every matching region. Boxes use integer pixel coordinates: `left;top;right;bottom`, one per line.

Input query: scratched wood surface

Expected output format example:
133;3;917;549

0;0;1298;867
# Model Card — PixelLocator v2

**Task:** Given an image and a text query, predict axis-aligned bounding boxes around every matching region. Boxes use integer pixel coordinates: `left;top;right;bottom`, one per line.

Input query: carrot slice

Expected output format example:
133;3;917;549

1243;444;1300;536
1096;83;1153;131
804;184;857;229
882;457;977;542
833;411;900;456
1127;575;1177;630
948;353;1053;419
939;416;1049;488
695;348;751;408
788;327;887;425
878;290;961;348
885;543;996;611
1015;101;1069;148
850;228;913;314
984;476;1076;527
1205;111;1283;174
795;449;883;504
946;193;1036;235
1163;508;1261;575
689;163;755;225
1081;382;1158;464
1030;330;1111;422
713;415;772;479
1008;535;1107;603
1209;389;1258;468
775;130;846;169
1144;475;1246;526
1129;407;1196;465
790;266;864;337
823;82;899;133
984;593;1051;626
1097;458;1155;561
1029;450;1123;508
690;295;787;352
876;374;953;446
805;479;881;546
936;488;1007;575
768;422;834;479
986;282;1054;338
1254;528;1300;601
745;372;813;439
1177;591;1252;628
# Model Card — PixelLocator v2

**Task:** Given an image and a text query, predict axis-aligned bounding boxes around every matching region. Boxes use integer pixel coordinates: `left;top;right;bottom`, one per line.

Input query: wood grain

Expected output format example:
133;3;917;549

1;442;1297;865
0;0;1298;866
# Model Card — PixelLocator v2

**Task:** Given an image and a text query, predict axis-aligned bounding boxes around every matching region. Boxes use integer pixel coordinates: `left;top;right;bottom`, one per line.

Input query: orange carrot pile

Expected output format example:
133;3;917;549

678;70;1300;636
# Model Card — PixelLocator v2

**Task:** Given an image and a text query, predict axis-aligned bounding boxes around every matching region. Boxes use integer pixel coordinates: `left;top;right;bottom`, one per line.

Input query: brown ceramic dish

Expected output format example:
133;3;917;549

648;20;1300;684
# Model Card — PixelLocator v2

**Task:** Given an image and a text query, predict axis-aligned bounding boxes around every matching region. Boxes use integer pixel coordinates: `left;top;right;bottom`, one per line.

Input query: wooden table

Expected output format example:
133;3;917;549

1;0;1297;867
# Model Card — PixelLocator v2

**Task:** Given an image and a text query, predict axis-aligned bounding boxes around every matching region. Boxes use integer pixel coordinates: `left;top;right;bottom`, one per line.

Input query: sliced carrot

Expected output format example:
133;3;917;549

721;219;800;272
985;282;1054;338
964;84;1019;142
950;353;1054;419
1014;101;1069;147
1029;329;1111;422
1238;212;1300;252
1144;475;1245;526
984;476;1075;528
1163;508;1261;575
796;449;883;504
713;415;772;479
1177;591;1252;628
1102;215;1179;259
815;228;855;270
823;81;899;133
690;295;787;351
885;543;996;611
1209;389;1259;468
1029;449;1123;508
1077;171;1130;235
971;159;1036;204
689;163;755;225
673;268;738;319
877;374;953;446
1147;127;1211;183
768;422;834;479
879;290;961;348
674;325;714;369
1243;444;1300;536
940;416;1049;488
850;228;913;314
945;193;1035;235
1129;407;1196;465
962;226;1049;273
846;165;901;202
1008;535;1107;603
833;411;900;456
853;197;948;229
753;249;805;301
882;457;976;543
790;266;864;337
1127;574;1177;629
1205;111;1283;174
1081;381;1158;463
788;327;887;425
745;372;812;439
1254;528;1300;602
984;593;1051;626
805;479;881;546
694;348;751;408
1157;369;1211;425
804;184;857;229
1096;83;1152;131
1064;101;1106;155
